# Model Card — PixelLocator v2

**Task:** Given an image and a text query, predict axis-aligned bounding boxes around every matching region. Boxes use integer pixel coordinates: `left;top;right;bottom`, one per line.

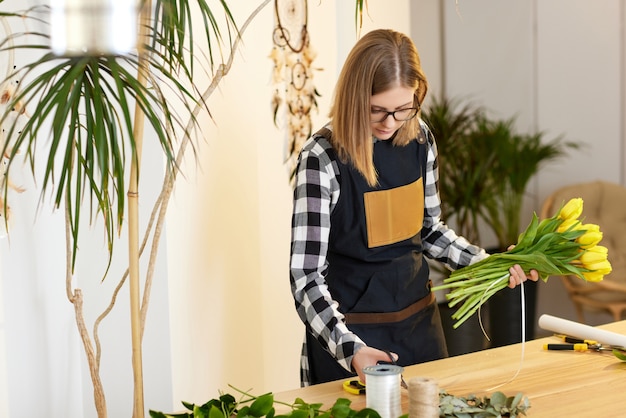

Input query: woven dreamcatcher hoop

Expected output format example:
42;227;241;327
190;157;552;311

0;17;27;235
270;0;320;182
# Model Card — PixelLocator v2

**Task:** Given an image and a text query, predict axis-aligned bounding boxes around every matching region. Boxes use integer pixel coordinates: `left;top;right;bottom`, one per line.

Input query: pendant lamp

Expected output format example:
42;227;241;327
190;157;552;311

50;0;138;56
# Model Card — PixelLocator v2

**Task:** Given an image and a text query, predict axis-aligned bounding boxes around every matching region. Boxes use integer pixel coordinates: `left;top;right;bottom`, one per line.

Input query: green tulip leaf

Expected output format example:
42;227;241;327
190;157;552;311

613;349;626;361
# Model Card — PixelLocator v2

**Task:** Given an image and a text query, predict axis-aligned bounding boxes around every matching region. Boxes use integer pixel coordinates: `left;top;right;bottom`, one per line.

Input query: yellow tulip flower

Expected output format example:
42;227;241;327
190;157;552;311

433;197;611;328
577;231;603;249
558;198;583;221
557;218;580;233
580;223;600;233
582;270;606;282
583;259;613;274
580;245;609;265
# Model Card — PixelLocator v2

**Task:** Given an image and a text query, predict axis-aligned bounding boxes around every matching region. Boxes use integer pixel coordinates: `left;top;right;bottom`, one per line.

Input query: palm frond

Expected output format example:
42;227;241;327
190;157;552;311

0;2;239;272
151;0;238;73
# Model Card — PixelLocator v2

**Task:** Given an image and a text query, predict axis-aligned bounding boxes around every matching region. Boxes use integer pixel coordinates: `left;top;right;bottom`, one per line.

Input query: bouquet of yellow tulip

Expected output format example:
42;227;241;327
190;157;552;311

433;198;612;328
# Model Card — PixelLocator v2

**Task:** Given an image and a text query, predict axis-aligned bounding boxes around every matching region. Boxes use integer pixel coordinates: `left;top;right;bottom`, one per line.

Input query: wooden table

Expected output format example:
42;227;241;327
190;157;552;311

274;320;626;417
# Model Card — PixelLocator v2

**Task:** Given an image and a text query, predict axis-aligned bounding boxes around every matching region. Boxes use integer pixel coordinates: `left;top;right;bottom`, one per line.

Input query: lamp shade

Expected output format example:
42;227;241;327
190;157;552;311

50;0;138;56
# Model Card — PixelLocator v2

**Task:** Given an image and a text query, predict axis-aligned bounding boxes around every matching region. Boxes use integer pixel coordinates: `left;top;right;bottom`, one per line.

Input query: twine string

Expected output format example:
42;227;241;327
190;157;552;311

407;376;439;418
477;274;511;340
484;279;526;392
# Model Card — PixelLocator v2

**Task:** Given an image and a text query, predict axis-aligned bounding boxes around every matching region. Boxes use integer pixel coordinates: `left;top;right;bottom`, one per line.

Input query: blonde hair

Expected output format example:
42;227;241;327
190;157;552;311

329;29;428;187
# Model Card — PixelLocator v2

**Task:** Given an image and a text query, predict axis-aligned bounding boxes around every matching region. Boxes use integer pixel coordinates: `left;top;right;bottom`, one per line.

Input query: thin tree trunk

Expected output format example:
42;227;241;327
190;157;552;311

66;201;107;417
129;1;152;417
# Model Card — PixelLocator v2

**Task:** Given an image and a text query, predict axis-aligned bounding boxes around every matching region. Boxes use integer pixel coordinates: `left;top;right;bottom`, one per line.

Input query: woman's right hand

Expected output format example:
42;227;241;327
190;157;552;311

352;346;398;384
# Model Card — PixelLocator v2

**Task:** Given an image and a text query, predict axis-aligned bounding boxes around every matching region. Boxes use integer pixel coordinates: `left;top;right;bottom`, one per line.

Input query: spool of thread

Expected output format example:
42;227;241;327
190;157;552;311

408;377;439;418
363;364;403;418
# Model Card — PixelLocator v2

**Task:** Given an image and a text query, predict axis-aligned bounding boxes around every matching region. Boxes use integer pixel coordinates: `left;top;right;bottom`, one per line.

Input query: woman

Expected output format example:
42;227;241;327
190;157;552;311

289;29;537;386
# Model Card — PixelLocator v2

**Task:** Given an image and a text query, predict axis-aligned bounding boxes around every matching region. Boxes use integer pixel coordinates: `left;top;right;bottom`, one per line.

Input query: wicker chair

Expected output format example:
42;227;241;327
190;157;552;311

540;180;626;322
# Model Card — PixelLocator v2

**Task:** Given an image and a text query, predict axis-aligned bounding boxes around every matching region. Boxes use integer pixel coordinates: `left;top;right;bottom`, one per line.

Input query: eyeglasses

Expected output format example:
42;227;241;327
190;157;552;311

370;106;420;123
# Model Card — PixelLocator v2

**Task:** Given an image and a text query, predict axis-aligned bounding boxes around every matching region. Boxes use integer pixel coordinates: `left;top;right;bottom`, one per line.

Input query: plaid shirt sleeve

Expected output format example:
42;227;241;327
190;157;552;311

290;135;366;379
420;121;488;269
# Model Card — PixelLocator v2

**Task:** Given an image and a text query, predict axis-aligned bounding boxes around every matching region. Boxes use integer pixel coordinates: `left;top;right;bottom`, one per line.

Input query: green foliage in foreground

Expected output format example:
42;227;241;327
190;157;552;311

439;391;530;417
149;391;381;418
149;387;530;418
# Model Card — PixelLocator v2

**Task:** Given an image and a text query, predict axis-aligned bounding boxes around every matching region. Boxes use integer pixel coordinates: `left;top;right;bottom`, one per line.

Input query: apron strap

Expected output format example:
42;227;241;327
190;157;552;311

344;283;434;325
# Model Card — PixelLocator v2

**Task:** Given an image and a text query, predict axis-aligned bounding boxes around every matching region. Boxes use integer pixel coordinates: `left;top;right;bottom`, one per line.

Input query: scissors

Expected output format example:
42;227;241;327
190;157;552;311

544;334;626;353
378;350;408;389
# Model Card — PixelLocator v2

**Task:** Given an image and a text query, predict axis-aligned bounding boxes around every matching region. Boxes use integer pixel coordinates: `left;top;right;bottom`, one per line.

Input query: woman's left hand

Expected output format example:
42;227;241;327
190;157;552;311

508;264;539;288
505;245;539;288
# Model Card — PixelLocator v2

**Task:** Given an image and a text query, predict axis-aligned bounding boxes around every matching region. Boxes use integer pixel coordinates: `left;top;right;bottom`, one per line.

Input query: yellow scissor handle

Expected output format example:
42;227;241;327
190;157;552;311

544;343;588;352
343;379;366;395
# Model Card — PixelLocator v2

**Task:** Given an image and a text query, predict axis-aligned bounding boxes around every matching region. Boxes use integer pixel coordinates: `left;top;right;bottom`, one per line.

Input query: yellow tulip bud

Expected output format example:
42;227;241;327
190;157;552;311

583;259;612;274
577;230;603;249
580;246;609;266
580;223;600;233
582;270;605;282
558;198;583;221
557;218;581;233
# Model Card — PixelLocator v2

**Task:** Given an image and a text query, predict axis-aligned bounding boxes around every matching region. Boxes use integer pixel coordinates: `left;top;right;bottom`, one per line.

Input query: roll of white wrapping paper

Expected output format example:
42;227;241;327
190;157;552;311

538;314;626;348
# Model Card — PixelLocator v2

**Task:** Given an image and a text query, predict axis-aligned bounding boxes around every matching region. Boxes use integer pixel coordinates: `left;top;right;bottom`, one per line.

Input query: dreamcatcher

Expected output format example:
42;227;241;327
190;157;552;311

270;0;320;182
0;17;27;237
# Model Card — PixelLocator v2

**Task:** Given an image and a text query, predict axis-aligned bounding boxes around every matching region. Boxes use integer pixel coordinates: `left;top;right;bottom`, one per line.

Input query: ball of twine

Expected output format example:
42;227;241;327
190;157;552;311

408;376;439;418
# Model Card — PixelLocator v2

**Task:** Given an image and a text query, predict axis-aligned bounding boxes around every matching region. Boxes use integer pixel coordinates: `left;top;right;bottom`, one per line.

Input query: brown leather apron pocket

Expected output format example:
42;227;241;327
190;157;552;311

364;179;424;248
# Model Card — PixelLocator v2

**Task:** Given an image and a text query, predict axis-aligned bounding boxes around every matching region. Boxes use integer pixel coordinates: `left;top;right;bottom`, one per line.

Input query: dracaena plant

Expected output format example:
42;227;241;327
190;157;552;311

422;95;579;251
0;0;237;270
469;114;580;250
421;95;489;244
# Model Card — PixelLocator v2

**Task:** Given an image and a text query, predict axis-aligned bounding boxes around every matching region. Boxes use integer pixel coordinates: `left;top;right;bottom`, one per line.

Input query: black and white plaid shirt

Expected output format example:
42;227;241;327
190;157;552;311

289;121;487;386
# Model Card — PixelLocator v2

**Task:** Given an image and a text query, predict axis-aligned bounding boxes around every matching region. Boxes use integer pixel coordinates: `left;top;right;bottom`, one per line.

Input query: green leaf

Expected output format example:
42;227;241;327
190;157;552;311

289;409;310;418
250;394;275;417
613;349;626;361
148;412;169;418
489;392;507;409
236;406;251;418
330;402;352;418
352;408;381;418
208;404;225;418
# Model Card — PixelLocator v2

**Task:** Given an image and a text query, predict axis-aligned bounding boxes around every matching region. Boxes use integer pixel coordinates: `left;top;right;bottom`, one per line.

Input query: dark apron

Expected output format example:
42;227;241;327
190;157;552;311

306;129;448;385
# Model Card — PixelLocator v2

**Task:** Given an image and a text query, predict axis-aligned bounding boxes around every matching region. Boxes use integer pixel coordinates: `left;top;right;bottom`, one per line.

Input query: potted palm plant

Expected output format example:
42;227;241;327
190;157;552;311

467;113;579;347
422;95;579;350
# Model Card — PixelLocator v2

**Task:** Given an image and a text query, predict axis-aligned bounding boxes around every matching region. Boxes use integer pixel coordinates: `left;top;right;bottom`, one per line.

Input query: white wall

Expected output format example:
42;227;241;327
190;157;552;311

165;0;412;407
0;261;7;417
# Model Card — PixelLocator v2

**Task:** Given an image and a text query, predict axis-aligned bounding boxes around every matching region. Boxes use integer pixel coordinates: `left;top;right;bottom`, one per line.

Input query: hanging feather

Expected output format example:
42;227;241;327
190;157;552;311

271;0;320;183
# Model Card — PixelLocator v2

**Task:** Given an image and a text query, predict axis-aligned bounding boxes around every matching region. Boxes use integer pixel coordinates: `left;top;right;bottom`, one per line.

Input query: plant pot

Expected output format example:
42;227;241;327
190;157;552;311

487;280;538;347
